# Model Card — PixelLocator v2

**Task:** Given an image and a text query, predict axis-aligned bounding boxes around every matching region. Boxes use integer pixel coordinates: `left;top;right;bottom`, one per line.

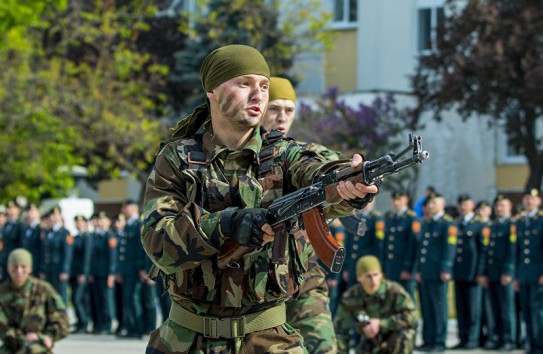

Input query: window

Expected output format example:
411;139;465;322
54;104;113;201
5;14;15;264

331;0;357;27
417;4;444;53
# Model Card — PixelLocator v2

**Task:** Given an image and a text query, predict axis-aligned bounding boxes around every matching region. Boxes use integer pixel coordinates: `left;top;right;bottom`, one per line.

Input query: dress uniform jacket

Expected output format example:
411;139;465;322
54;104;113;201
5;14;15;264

416;212;457;350
515;210;543;352
382;209;419;296
20;221;42;274
483;216;517;347
0;220;22;279
41;224;73;304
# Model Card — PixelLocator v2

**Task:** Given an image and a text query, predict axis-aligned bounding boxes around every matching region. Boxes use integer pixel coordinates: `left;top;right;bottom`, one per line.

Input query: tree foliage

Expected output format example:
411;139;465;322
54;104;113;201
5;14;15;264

411;0;543;189
170;0;334;115
290;88;419;195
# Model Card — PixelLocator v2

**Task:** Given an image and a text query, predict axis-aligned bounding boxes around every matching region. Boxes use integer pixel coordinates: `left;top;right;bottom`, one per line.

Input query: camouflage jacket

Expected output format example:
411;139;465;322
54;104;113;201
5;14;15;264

334;279;417;353
0;276;69;353
142;106;355;317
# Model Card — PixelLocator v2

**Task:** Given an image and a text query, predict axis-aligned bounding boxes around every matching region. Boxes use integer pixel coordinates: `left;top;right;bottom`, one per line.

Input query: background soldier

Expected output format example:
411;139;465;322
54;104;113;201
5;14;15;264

70;214;93;334
40;206;73;304
415;192;457;352
381;191;419;299
262;76;339;354
479;194;516;351
340;199;383;289
89;211;116;335
450;194;488;349
514;188;543;354
0;248;69;353
334;255;417;354
0;205;6;280
117;200;147;337
1;200;23;280
20;202;42;274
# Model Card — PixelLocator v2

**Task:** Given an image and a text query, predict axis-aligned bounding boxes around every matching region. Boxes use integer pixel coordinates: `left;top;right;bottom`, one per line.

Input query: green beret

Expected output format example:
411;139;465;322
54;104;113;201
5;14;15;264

269;77;296;103
200;44;270;91
356;255;381;277
8;248;33;268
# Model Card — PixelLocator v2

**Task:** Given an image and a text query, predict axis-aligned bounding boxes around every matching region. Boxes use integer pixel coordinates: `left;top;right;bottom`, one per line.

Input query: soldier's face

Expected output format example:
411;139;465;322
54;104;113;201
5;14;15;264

207;75;269;129
357;271;383;295
262;99;296;134
457;200;474;216
8;263;32;288
522;195;541;212
391;196;408;211
494;200;511;217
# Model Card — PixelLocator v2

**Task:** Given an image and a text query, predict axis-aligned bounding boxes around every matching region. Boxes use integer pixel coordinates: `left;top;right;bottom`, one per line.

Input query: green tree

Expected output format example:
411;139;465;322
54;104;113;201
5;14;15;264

170;0;334;115
411;0;543;189
0;0;170;202
290;88;420;196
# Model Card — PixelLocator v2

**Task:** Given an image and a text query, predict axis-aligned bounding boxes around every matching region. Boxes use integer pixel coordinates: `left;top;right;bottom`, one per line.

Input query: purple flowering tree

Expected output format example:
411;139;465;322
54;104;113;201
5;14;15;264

290;87;420;197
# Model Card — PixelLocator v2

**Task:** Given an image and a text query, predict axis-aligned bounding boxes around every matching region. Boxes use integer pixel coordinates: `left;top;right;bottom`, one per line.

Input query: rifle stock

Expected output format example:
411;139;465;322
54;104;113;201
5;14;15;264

302;207;345;273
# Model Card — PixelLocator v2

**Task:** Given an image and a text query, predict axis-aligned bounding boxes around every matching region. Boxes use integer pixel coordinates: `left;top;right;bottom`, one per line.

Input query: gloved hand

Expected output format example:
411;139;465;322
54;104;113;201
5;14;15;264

345;179;381;209
220;207;269;247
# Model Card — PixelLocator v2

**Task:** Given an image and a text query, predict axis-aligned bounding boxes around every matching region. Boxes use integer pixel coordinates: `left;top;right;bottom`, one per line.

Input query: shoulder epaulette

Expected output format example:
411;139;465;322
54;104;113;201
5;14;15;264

406;209;416;217
444;214;454;222
371;210;382;217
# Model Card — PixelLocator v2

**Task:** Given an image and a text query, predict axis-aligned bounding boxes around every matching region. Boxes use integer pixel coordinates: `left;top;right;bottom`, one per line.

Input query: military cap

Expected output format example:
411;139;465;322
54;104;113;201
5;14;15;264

6;200;21;209
391;190;407;199
475;200;490;210
523;188;540;197
97;211;109;219
113;213;126;222
26;202;40;211
91;212;100;219
457;194;472;204
121;199;137;206
493;193;509;204
356;255;382;276
74;214;88;222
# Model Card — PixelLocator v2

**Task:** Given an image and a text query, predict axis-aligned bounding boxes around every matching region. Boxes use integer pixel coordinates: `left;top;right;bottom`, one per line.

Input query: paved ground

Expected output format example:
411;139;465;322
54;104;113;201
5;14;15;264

53;321;526;354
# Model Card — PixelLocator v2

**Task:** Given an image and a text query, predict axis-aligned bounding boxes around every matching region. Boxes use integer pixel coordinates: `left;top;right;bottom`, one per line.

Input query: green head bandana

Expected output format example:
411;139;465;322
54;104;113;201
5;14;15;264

200;44;270;91
269;77;296;103
356;255;381;277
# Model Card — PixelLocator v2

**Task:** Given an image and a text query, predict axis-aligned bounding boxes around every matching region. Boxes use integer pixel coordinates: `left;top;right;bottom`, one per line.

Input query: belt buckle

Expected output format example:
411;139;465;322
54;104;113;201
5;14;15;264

204;316;246;338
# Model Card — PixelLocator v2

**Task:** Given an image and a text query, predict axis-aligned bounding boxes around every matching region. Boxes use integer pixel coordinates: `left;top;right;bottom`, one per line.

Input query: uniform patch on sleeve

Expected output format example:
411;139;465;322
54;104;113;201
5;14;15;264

109;237;118;248
482;227;490;246
376;220;385;239
448;226;457;244
412;221;421;233
66;235;74;245
0;241;3;251
510;225;517;243
335;230;345;246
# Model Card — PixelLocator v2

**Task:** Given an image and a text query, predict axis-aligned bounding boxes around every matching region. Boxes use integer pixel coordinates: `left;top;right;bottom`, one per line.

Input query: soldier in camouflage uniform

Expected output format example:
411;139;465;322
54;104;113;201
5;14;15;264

334;255;417;354
0;248;69;353
262;76;340;354
142;45;378;353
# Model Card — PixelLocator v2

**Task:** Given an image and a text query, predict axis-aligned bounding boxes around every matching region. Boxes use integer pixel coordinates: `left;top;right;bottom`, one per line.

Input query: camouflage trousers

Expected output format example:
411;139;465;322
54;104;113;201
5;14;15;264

146;318;305;354
356;329;415;354
0;341;51;354
286;264;337;354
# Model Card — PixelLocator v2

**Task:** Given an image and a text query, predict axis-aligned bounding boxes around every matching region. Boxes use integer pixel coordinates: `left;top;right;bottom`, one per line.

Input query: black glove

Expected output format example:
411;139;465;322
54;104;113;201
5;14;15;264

220;207;268;247
346;179;381;210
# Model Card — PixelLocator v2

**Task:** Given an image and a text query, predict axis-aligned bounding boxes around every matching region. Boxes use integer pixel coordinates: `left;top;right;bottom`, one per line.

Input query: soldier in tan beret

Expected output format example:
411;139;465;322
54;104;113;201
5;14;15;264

0;248;69;353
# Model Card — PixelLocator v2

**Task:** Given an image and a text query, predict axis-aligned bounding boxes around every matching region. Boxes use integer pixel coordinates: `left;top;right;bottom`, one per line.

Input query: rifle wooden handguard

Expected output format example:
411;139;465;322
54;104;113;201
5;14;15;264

302;207;345;273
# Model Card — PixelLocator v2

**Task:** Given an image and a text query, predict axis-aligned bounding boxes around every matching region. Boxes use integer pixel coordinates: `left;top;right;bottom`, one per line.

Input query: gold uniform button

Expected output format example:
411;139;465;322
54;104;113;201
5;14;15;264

353;244;359;250
421;249;427;254
525;259;530;264
425;233;431;238
524;249;530;255
351;254;357;260
458;239;464;245
457;257;463;262
388;245;394;250
389;236;395;241
423;240;429;246
388;254;394;259
398;226;404;232
120;255;125;261
391;227;396;232
458;248;463;254
420;257;426;263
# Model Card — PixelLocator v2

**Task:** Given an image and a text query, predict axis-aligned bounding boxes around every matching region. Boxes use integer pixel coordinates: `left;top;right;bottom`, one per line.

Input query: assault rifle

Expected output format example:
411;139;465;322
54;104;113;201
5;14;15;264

217;134;429;273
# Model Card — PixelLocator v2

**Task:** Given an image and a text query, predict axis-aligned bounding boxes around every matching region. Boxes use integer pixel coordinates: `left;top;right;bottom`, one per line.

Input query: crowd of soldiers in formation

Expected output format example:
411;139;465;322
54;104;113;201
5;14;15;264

1;186;542;351
328;187;543;352
0;199;169;339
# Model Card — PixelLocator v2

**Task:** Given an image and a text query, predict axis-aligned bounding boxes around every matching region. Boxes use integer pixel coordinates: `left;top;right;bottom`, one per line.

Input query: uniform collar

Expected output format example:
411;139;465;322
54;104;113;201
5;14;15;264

198;122;263;163
432;211;445;221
